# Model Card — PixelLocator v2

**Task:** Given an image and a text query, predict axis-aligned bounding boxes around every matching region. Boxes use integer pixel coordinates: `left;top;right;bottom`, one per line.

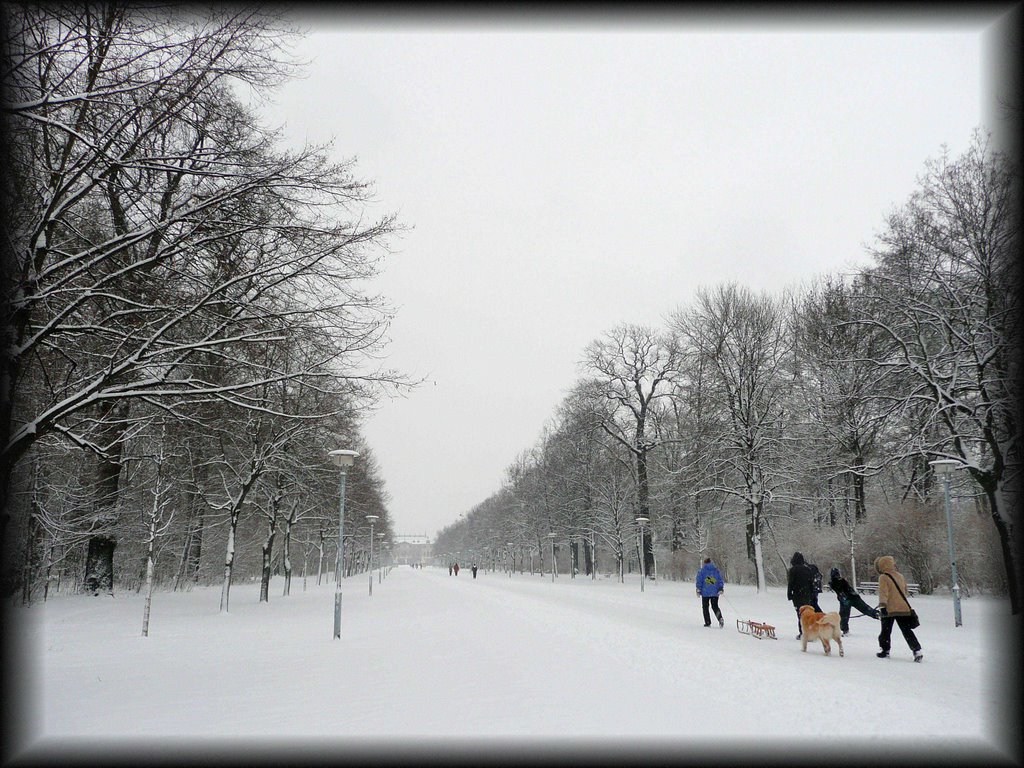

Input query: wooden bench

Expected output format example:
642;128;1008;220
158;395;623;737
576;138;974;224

858;580;920;596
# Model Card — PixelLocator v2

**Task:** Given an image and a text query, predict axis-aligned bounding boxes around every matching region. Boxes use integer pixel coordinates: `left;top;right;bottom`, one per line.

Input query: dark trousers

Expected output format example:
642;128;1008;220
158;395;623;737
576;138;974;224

839;602;851;633
879;615;921;654
701;595;722;625
840;593;879;632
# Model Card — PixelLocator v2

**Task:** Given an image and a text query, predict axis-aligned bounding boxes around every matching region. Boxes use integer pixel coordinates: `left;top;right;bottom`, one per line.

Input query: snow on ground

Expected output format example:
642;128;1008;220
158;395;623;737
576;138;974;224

6;566;1022;763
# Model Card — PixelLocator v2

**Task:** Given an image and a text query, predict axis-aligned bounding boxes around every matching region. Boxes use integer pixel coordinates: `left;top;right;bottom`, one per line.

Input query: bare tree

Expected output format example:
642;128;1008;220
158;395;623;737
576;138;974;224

140;427;175;636
671;284;794;592
1;5;405;591
792;276;893;523
581;324;683;578
853;131;1021;613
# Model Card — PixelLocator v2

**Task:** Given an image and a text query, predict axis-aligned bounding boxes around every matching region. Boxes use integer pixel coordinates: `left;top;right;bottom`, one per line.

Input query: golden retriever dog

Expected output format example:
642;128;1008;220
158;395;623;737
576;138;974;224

799;605;844;657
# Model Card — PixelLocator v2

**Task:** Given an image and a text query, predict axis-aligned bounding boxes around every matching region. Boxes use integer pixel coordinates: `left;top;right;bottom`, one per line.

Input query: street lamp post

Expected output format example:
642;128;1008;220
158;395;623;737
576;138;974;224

929;459;964;627
366;515;378;596
547;532;557;582
635;517;649;593
328;449;359;639
377;533;385;583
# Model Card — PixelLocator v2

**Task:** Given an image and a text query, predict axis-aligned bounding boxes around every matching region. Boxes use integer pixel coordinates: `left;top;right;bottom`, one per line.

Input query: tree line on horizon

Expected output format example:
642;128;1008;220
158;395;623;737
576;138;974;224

435;130;1021;614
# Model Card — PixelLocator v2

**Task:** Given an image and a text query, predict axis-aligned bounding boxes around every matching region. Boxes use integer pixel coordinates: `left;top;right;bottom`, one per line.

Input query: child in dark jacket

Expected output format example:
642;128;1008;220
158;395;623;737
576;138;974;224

829;566;880;634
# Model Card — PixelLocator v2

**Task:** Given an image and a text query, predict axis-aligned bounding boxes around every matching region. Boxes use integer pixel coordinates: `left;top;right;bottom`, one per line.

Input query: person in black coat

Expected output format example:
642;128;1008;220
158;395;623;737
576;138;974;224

829;566;880;635
787;551;822;639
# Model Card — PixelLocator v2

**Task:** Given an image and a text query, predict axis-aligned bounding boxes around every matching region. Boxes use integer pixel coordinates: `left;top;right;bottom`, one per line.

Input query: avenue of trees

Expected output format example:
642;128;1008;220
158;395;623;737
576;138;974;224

0;5;405;621
435;131;1021;614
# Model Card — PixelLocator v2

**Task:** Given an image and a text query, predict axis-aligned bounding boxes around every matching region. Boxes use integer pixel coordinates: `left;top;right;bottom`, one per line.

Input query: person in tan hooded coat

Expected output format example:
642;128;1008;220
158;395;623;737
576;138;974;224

874;555;923;662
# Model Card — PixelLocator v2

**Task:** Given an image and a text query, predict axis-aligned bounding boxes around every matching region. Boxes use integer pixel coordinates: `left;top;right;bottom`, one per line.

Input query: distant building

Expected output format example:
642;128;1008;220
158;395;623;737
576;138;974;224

392;534;431;566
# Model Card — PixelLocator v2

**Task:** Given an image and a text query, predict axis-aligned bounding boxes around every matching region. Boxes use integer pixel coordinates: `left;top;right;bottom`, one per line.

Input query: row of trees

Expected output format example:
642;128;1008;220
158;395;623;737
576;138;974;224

435;131;1021;613
0;5;405;621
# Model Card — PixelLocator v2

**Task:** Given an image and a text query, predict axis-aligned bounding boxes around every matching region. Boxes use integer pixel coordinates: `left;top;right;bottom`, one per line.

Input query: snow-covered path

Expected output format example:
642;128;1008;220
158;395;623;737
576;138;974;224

8;566;1020;761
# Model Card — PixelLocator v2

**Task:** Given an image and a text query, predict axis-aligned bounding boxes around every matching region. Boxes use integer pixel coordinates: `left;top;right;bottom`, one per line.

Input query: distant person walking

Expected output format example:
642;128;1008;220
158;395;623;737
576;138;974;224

454;562;460;576
448;563;453;576
829;566;879;635
471;563;478;579
695;557;725;627
787;551;822;639
874;555;923;662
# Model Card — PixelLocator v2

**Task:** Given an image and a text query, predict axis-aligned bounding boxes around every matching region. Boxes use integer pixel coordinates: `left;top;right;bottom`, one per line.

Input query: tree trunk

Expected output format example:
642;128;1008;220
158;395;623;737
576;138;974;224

219;511;240;613
636;449;655;577
259;520;277;603
316;525;325;585
301;545;308;592
752;499;766;593
172;506;193;592
141;510;158;637
671;508;682;551
281;511;294;597
83;400;129;595
259;475;286;603
282;545;292;596
852;454;867;521
43;537;57;602
186;506;204;585
22;461;42;605
84;536;116;596
985;483;1020;614
173;469;206;590
0;291;29;567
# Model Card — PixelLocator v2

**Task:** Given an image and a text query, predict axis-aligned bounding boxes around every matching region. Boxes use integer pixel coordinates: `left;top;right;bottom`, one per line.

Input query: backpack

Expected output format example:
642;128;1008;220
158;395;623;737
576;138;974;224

809;563;823;593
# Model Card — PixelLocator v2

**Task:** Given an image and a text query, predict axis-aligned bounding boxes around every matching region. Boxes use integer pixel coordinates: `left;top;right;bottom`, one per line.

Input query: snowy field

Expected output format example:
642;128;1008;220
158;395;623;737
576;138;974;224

5;566;1022;765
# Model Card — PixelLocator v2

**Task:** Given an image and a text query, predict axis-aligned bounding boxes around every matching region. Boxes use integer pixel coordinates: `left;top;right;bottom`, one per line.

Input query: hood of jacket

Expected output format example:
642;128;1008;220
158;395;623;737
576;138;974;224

875;555;896;574
791;551;805;566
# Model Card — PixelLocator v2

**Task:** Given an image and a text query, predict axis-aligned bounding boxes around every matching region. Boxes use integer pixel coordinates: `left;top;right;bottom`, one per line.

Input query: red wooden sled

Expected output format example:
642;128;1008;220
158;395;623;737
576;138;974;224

736;619;777;639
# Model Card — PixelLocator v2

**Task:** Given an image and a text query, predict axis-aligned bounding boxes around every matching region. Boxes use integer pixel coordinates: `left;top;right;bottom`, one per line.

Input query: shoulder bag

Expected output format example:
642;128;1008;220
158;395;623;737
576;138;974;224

883;573;920;629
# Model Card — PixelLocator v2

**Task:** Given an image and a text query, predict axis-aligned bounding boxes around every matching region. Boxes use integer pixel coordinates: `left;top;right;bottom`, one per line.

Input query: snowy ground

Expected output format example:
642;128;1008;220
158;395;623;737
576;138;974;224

5;566;1022;764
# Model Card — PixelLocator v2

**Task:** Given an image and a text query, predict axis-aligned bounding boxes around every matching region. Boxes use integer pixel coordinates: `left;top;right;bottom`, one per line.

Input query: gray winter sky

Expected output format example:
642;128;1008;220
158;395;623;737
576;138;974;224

253;8;1015;540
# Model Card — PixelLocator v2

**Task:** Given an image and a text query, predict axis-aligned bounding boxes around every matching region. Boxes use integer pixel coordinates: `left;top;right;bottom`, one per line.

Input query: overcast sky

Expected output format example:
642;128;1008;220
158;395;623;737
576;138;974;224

251;9;1011;540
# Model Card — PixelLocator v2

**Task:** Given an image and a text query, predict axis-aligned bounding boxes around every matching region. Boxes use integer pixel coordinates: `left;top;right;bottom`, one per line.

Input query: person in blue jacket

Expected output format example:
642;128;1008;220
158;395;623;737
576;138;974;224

695;557;725;627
